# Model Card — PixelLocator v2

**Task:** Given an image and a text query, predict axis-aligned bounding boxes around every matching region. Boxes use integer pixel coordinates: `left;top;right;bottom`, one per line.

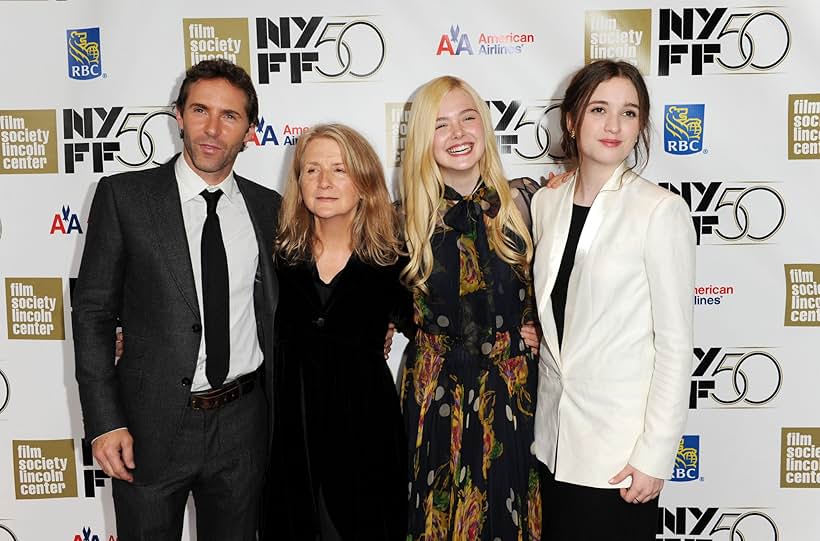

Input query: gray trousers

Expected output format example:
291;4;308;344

112;386;267;541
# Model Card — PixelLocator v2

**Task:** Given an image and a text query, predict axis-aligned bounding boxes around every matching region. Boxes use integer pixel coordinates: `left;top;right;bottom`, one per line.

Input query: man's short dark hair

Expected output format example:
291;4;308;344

175;59;259;126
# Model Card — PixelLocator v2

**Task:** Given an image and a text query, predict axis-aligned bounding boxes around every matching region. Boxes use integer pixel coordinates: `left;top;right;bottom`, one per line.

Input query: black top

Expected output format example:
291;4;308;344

311;262;345;306
551;204;591;348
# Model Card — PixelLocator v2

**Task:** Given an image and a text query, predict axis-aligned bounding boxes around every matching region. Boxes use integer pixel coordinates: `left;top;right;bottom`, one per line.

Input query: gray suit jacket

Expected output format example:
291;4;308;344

72;155;280;483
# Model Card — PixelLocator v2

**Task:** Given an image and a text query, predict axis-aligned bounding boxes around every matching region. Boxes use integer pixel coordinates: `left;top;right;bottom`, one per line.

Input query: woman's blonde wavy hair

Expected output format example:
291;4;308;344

276;123;402;266
400;76;533;293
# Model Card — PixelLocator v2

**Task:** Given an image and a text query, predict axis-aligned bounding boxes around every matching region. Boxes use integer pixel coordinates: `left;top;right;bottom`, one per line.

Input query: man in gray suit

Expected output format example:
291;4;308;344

72;59;279;541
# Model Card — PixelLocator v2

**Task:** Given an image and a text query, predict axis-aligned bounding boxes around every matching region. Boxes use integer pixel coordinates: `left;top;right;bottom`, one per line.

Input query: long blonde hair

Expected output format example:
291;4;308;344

400;76;533;293
277;123;402;266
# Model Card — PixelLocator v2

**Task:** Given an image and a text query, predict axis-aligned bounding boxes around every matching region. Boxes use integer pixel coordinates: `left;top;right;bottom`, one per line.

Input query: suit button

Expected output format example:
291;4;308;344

192;323;202;333
180;377;192;387
314;317;326;328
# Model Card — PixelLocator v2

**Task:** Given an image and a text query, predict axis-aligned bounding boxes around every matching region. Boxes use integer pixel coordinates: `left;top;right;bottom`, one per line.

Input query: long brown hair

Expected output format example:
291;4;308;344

560;60;651;173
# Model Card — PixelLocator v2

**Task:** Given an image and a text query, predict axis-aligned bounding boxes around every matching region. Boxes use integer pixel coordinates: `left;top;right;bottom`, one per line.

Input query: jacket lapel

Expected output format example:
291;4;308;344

535;175;576;364
562;162;634;356
145;157;199;319
236;176;279;316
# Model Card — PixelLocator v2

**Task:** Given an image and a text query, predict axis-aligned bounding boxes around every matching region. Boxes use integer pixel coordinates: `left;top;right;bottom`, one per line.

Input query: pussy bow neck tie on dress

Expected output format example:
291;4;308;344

442;181;501;234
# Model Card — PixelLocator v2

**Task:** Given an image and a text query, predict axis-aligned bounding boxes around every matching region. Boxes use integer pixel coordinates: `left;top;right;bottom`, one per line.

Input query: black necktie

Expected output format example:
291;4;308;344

200;189;230;389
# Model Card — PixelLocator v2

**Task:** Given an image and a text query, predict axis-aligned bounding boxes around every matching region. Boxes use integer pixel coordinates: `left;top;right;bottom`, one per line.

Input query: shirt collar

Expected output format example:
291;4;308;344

174;154;240;204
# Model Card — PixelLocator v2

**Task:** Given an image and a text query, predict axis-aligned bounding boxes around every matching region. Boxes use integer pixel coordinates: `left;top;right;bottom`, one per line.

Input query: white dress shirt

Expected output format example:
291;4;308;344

175;156;263;392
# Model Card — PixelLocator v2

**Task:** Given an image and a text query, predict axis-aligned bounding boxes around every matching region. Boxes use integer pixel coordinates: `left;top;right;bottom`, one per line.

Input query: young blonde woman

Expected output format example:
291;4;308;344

531;60;696;540
399;76;542;540
265;124;412;540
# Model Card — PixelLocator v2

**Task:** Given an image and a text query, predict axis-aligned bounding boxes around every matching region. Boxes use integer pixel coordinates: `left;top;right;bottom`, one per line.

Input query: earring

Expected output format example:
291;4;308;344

570;130;576;139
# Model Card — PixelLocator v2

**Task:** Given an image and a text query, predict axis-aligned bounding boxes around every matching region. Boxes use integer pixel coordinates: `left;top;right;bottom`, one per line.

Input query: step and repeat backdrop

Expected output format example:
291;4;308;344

1;0;819;539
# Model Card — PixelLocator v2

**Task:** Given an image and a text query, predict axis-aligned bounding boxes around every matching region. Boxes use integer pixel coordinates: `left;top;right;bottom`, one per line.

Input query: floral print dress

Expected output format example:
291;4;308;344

400;178;542;540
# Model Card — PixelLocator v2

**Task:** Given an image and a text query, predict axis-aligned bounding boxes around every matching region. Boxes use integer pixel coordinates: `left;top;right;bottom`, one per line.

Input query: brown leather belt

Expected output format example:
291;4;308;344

189;371;257;410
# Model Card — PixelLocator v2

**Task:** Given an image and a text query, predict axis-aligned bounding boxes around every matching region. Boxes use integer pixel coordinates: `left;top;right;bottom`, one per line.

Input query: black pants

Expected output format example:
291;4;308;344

112;387;267;541
539;461;658;541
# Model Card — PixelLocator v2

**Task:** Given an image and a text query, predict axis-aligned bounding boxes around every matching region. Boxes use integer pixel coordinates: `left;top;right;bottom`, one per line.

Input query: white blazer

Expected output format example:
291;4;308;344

531;163;696;488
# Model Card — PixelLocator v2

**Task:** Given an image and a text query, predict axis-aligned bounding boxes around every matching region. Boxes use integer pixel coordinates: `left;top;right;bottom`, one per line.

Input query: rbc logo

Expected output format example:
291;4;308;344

50;206;83;235
671;435;700;482
664;104;704;155
67;28;103;80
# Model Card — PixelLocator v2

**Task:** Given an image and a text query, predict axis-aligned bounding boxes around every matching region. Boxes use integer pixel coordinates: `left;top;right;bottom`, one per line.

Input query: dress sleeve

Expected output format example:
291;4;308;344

389;256;416;337
508;177;541;230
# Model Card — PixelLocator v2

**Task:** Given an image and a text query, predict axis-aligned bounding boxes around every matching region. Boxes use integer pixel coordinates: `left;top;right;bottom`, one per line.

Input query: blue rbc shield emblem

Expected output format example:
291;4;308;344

664;104;705;155
67;27;102;80
671;435;700;482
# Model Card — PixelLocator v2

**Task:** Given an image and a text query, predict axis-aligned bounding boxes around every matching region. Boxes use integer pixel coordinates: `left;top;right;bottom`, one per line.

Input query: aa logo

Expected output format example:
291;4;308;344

436;25;535;57
50;206;83;235
73;527;118;541
67;27;103;80
249;117;307;147
671;435;700;482
437;25;474;55
665;104;705;155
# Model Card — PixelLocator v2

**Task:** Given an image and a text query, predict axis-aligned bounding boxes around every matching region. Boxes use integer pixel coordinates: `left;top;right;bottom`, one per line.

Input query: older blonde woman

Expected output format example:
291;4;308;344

265;124;411;540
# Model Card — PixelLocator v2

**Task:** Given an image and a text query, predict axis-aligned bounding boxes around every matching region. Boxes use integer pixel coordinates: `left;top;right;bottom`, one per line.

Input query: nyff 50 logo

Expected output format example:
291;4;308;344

659;180;785;245
658;507;778;540
658;7;790;76
664;104;705;155
67;27;103;80
486;99;564;164
689;347;782;409
63;106;177;173
256;16;385;84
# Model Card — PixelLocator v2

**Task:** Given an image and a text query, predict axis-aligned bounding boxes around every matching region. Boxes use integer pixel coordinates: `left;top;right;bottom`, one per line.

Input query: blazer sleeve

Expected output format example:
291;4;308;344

629;193;696;479
72;177;128;441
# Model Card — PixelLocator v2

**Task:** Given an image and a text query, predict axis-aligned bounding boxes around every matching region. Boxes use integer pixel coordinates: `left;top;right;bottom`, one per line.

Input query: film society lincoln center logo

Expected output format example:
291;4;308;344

784;264;820;326
788;93;820;160
782;428;820;488
5;278;65;340
183;18;251;74
13;439;78;499
585;10;651;75
0;110;58;174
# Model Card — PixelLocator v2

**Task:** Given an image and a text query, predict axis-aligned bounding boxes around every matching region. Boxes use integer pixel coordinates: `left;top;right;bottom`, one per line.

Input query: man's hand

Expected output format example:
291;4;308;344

384;323;396;359
520;322;541;356
540;170;574;189
609;463;664;504
92;429;136;482
115;328;124;359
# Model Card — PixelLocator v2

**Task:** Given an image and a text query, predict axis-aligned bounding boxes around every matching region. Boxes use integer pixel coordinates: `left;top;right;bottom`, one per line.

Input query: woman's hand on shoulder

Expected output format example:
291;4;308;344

520;322;541;356
539;169;575;189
